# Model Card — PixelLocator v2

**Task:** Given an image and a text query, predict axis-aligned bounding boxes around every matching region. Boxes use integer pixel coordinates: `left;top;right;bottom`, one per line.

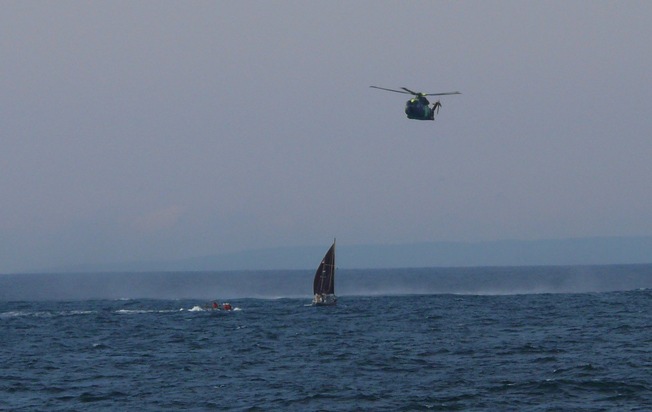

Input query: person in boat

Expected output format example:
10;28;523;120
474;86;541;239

222;302;232;311
212;301;219;310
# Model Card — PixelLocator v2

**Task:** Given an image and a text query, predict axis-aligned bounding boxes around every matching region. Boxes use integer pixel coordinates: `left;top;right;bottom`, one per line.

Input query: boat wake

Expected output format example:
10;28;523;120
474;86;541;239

186;305;240;312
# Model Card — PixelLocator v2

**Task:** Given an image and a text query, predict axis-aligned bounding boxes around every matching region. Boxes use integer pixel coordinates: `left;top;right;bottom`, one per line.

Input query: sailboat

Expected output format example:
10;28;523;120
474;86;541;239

312;239;337;306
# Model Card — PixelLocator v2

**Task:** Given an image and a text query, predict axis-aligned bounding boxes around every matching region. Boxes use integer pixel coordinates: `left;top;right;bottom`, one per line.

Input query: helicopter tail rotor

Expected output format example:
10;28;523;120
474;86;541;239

433;100;442;114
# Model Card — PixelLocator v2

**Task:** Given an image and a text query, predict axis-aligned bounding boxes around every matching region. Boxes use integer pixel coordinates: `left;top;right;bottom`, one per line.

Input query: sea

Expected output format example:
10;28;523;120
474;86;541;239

2;266;652;411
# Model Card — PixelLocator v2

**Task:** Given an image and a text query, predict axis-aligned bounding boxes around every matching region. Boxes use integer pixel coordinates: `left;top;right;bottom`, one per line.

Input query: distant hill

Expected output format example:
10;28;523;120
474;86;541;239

45;236;652;273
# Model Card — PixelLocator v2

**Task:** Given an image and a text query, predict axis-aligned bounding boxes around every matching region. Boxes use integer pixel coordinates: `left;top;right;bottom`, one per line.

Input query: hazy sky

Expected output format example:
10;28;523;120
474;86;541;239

2;1;651;273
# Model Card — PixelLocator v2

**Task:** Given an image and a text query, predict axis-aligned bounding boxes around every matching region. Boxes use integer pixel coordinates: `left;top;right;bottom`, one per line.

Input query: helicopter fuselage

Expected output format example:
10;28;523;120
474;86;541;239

369;86;459;121
405;96;434;120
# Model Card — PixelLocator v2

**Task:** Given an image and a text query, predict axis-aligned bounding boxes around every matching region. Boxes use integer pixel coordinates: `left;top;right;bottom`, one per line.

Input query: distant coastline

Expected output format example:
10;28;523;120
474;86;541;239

3;264;652;301
32;236;652;274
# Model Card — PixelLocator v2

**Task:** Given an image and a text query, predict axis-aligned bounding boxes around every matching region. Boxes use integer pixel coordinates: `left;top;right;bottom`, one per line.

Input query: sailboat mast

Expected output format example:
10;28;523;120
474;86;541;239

332;238;336;290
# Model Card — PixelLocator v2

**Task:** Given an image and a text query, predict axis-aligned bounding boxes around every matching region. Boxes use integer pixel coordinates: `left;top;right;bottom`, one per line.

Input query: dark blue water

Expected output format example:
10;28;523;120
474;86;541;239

2;288;651;410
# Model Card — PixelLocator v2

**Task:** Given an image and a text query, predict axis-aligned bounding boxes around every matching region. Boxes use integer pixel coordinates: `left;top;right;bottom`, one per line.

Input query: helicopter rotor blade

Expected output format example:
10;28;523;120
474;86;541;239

370;86;412;95
372;86;462;97
401;87;419;95
424;91;461;96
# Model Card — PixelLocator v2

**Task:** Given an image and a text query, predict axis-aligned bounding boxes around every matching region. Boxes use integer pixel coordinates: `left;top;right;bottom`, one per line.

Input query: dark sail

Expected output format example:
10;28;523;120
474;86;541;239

313;242;335;295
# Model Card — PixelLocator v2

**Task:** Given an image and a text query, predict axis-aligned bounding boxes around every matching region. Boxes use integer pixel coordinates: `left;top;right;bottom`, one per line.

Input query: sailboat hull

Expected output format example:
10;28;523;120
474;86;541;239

312;294;337;306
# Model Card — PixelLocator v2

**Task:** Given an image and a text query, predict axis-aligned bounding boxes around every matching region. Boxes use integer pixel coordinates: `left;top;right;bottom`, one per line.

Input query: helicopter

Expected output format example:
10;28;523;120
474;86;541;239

370;86;460;121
